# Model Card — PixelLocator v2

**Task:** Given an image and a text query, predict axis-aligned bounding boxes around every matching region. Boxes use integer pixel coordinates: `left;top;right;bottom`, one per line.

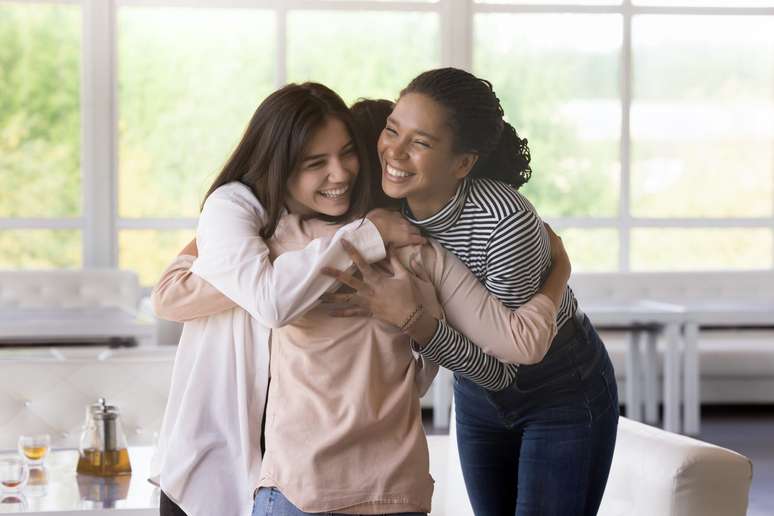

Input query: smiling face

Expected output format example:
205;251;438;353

285;115;360;217
377;93;477;219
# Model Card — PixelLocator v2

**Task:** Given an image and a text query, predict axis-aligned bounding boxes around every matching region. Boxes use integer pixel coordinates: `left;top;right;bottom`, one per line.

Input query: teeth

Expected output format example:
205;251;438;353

319;186;348;198
386;165;412;178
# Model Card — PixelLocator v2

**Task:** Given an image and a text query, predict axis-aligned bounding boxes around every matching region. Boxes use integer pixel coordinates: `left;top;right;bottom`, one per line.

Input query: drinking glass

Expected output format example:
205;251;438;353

0;458;29;492
17;434;51;465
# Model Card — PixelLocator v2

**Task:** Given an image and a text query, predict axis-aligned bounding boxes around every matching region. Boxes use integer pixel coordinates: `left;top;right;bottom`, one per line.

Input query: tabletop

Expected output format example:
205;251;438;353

583;300;686;328
0;447;158;515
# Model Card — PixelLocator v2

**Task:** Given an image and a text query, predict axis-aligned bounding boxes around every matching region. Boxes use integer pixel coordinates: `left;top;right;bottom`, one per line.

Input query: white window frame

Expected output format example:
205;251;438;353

1;0;773;273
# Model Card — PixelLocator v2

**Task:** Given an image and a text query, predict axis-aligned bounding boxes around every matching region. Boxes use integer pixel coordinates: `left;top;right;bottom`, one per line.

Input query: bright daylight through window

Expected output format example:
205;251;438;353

0;0;772;283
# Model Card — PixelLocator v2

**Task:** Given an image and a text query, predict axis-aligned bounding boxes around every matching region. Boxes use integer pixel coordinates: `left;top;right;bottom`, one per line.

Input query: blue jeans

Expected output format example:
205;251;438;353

454;312;619;516
252;488;426;516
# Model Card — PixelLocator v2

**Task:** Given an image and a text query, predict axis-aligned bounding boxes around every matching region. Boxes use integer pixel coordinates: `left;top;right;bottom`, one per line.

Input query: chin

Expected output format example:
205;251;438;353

381;178;405;200
318;204;350;217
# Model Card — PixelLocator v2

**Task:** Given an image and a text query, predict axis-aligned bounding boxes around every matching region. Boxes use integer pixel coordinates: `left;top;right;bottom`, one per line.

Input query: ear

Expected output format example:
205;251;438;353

452;152;478;180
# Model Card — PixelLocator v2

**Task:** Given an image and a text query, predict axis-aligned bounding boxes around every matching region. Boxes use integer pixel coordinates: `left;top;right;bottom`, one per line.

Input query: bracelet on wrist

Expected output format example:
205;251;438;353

399;304;425;333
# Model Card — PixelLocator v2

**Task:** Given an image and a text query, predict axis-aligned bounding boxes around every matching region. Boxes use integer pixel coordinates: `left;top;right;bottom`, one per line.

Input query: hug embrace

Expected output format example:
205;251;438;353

150;67;619;516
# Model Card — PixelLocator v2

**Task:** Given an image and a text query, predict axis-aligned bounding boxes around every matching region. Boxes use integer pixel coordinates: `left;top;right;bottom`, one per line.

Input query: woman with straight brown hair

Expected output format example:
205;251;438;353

152;83;427;516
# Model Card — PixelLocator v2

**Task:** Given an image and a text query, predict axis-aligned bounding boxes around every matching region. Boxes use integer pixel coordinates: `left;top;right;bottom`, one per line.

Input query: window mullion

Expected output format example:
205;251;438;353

82;0;117;268
442;0;472;70
619;0;633;272
275;4;286;88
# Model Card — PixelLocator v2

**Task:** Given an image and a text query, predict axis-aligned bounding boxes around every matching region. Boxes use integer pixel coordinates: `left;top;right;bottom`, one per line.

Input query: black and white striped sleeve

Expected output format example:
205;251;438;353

484;211;550;310
417;320;517;391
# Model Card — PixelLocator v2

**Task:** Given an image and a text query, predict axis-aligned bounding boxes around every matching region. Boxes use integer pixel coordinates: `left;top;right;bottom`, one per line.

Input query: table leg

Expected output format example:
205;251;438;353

644;330;659;424
663;323;682;433
683;322;700;435
433;368;453;429
625;330;643;422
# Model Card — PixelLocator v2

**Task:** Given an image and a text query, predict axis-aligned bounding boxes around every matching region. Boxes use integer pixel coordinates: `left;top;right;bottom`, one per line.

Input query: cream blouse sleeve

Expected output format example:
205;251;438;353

188;184;386;328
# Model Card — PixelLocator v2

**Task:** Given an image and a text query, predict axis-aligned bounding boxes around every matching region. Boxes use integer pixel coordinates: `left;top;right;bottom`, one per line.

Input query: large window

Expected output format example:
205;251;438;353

116;6;277;284
1;0;772;284
0;1;82;267
473;0;774;272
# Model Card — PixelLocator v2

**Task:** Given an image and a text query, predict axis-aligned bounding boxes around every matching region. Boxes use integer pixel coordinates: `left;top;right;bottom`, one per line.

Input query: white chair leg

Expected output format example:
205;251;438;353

683;322;701;435
663;322;682;433
625;330;643;422
433;368;453;429
644;330;659;424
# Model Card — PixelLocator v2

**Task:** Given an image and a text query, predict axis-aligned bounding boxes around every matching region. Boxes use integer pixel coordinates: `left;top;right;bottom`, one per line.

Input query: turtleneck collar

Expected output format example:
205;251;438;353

402;178;470;235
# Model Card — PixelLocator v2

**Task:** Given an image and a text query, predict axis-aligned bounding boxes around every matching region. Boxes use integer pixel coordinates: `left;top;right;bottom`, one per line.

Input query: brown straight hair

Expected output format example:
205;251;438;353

203;82;372;239
350;98;400;211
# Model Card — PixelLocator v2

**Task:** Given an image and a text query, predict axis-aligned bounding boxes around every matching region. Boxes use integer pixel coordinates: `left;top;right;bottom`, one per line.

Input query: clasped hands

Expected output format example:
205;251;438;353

320;240;425;329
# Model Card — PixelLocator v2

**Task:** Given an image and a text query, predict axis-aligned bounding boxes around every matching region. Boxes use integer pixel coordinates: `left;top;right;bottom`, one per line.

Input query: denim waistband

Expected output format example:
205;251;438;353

509;308;603;390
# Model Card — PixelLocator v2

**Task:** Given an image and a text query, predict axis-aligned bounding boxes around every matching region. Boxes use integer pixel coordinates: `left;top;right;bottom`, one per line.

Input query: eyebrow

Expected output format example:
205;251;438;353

386;116;439;142
301;140;354;162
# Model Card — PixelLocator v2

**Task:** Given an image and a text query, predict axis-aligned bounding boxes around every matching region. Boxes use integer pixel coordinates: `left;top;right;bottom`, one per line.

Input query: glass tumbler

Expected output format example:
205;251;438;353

0;457;29;492
18;434;51;466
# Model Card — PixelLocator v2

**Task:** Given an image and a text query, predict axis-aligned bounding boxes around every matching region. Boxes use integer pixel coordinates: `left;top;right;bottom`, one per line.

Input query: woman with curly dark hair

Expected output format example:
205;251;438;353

328;68;619;516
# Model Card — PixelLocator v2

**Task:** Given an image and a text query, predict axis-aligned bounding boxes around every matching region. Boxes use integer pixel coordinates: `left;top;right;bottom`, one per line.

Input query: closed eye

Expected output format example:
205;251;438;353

305;160;325;169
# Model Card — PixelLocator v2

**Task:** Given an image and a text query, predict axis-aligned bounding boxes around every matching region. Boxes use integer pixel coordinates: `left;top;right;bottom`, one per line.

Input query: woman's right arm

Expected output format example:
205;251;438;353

152;251;236;322
414;237;568;366
323;235;570;389
185;186;420;327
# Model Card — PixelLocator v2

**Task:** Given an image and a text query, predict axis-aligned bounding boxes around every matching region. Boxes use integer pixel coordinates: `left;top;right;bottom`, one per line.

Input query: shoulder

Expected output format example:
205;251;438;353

203;182;266;216
465;178;538;223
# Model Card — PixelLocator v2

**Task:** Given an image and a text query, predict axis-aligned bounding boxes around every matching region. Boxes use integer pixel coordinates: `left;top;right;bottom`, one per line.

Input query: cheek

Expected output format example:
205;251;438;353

289;172;317;200
345;154;360;176
416;153;449;184
376;132;388;156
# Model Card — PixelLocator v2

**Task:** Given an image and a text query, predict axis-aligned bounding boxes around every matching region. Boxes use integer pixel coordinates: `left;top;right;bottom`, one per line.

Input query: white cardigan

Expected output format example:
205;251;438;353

151;182;388;516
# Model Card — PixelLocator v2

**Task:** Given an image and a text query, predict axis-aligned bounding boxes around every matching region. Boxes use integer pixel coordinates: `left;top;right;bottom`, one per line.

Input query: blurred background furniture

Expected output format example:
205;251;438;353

0;270;156;348
572;270;774;435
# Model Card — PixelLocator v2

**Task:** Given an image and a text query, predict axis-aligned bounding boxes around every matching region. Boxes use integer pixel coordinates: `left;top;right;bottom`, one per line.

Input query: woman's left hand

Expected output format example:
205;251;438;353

321;240;421;327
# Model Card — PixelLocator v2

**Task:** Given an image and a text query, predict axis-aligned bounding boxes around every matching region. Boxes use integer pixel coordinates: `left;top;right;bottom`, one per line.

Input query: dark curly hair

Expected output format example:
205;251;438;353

401;67;532;189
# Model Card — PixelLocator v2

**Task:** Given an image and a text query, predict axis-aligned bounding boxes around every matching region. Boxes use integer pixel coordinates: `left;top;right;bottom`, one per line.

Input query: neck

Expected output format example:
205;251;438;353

406;181;460;220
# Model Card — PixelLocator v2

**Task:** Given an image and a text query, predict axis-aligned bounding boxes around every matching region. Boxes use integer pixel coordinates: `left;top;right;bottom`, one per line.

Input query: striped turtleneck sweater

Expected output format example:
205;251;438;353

409;177;578;391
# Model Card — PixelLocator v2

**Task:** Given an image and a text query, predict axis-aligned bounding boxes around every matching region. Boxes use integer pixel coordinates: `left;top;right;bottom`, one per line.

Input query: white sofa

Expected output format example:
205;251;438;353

443;412;752;516
0;269;155;346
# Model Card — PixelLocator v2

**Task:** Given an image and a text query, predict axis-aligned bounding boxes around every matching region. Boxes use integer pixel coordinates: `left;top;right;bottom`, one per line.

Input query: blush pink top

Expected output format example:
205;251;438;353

153;214;557;514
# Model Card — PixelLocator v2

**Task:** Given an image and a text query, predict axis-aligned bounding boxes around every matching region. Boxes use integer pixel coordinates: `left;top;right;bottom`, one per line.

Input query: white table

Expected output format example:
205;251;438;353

679;300;774;435
584;301;687;433
0;308;154;345
0;448;157;515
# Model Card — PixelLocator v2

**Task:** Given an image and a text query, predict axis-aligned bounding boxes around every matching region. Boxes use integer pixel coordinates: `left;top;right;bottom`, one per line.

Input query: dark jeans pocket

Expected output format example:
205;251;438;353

585;355;619;424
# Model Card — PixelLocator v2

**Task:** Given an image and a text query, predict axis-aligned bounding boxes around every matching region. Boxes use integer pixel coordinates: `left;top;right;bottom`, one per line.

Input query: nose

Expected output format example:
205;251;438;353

385;138;409;161
328;156;354;183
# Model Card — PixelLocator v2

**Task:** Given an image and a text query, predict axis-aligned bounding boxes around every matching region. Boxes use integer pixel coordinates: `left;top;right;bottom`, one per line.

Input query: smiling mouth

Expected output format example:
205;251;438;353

318;185;349;199
384;164;414;180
